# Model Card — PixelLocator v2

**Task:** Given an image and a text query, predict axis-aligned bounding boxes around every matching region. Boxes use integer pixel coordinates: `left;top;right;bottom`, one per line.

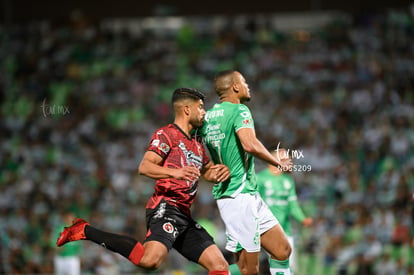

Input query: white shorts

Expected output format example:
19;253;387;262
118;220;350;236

216;192;279;253
287;236;297;271
54;256;80;275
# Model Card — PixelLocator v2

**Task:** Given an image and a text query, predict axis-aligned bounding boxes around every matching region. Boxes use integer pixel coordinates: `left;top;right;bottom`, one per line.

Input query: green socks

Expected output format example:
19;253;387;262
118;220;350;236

269;258;291;275
229;264;242;275
229;259;290;275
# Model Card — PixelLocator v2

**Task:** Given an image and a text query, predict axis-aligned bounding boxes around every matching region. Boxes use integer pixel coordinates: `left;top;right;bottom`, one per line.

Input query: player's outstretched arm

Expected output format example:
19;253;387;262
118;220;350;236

236;128;292;170
201;162;230;183
138;151;200;181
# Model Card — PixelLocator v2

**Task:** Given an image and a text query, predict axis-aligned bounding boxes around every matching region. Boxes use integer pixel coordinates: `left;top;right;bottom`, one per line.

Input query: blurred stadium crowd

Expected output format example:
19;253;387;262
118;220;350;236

1;5;414;275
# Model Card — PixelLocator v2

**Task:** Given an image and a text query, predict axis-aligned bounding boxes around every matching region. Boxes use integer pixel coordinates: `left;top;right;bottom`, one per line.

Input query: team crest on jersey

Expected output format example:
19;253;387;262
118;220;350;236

163;222;174;234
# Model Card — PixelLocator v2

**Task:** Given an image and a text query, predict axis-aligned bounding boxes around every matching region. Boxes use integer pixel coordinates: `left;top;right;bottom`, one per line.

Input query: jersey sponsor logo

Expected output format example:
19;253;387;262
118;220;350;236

204;123;226;143
205;123;221;132
151;139;160;147
239;111;251;118
205;109;224;121
187;179;198;195
240;111;252;125
186;152;202;165
177;141;202;195
205;133;226;142
159;143;170;154
273;200;289;206
154;202;166;218
178;141;203;167
162;222;174;234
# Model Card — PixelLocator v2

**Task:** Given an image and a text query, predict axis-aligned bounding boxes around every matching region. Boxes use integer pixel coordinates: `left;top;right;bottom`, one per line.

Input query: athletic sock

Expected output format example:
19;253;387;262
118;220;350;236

229;263;242;275
208;271;229;275
269;258;291;275
128;242;145;265
84;225;144;264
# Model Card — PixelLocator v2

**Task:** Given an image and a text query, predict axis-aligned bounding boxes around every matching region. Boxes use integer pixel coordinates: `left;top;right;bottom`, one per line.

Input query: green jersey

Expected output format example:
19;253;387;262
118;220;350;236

257;169;306;236
201;102;256;199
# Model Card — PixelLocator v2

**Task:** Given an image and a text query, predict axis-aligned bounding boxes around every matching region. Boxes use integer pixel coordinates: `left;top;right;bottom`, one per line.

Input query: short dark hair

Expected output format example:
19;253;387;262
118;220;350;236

214;69;236;95
215;69;236;80
172;87;206;104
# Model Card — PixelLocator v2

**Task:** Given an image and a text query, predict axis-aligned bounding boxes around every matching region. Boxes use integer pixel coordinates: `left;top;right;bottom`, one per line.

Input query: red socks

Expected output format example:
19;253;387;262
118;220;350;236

208;271;229;275
127;242;228;274
128;242;145;265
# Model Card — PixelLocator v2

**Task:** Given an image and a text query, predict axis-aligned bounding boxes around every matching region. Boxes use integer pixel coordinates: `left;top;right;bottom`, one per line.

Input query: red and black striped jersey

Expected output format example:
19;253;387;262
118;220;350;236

145;124;210;216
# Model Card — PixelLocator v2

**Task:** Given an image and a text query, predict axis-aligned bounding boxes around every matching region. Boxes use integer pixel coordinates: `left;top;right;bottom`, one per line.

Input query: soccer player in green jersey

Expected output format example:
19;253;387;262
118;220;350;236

53;211;83;275
201;70;293;275
257;149;313;274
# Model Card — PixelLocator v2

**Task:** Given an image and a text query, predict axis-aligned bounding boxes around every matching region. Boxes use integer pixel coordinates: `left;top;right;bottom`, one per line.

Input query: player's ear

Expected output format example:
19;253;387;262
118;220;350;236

232;82;239;93
183;105;191;116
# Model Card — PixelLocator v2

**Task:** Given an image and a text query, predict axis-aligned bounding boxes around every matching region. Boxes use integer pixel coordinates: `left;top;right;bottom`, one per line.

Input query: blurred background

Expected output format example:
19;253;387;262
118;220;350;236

1;0;413;274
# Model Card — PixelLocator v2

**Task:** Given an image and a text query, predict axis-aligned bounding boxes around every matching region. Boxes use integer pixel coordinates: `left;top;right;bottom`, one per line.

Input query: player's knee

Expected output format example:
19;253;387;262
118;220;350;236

211;259;228;271
201;253;228;271
237;261;259;275
138;255;163;270
284;243;292;259
278;243;292;260
270;242;292;261
240;265;259;275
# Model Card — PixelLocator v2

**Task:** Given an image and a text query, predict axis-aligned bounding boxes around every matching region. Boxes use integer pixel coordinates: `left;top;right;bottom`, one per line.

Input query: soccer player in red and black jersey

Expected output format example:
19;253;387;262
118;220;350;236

56;88;231;274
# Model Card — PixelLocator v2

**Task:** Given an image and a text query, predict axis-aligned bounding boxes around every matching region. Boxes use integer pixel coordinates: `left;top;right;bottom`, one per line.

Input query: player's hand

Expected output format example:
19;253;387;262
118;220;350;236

275;148;293;171
172;166;200;181
210;164;230;183
302;217;313;227
278;157;293;171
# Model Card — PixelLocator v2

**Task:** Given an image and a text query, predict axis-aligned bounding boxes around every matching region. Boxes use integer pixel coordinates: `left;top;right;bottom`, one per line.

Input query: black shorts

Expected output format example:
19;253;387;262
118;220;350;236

145;200;215;263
